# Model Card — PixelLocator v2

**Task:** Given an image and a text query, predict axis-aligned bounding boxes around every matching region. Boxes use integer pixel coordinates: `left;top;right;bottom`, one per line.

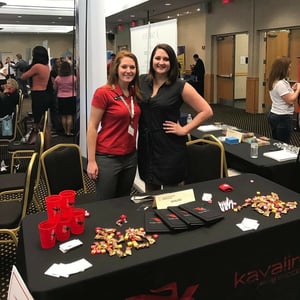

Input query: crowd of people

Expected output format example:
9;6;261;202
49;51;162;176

2;43;299;202
0;49;77;146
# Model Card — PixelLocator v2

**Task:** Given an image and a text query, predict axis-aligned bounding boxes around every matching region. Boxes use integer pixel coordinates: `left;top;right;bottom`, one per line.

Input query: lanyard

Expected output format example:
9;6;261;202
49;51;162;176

119;95;134;121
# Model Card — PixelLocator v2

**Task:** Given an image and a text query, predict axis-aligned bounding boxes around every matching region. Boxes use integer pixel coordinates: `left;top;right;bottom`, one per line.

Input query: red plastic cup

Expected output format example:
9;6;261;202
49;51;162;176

56;217;71;242
70;208;85;235
38;220;56;249
59;190;76;218
45;195;62;223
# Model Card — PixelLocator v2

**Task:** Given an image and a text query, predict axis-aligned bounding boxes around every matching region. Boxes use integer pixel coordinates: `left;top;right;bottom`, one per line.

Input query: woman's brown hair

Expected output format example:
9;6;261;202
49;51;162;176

268;57;291;91
107;50;141;101
148;43;179;85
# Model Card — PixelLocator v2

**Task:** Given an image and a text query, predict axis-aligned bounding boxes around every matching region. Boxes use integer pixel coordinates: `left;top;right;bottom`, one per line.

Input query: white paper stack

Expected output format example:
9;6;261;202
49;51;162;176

197;125;221;132
263;150;297;162
236;218;260;231
45;258;92;278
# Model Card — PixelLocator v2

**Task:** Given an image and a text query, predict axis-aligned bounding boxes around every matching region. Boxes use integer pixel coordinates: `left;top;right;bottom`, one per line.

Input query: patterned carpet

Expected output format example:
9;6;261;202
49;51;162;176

1;103;300;298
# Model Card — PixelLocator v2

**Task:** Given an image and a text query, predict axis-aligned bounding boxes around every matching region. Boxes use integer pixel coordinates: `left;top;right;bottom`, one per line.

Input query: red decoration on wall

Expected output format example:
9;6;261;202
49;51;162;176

223;0;230;4
130;20;137;27
118;24;124;31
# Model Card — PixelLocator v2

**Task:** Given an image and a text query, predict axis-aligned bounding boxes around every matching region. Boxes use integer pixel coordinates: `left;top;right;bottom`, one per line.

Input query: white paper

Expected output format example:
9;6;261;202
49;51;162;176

44;258;92;278
197;125;221;132
59;239;83;253
8;265;34;300
236;217;260;231
263;150;297;162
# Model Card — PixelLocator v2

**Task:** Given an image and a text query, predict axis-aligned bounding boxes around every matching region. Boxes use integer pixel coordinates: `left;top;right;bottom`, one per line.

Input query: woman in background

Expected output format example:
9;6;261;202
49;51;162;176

0;61;7;91
21;45;51;148
138;43;213;192
53;61;77;136
0;78;19;118
86;50;141;200
268;57;300;143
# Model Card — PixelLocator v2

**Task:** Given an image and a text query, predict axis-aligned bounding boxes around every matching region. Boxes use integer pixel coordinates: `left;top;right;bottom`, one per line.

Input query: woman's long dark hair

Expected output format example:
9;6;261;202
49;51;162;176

148;43;179;85
31;45;49;66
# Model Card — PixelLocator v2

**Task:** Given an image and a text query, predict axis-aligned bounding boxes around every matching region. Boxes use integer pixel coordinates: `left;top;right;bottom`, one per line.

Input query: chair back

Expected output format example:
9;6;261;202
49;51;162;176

40;110;48;134
20;152;39;219
185;135;228;184
0;152;38;245
41;143;87;195
0;104;19;143
33;131;44;190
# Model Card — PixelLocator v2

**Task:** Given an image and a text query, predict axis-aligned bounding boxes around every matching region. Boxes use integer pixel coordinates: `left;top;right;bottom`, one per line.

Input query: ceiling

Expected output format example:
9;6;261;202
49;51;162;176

0;0;210;33
105;0;209;32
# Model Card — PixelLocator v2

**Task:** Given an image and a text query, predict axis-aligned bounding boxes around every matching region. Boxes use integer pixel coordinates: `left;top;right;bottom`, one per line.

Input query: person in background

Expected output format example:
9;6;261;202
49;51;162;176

12;53;28;97
49;57;62;134
50;57;61;79
21;45;51;149
268;56;300;143
53;61;77;136
107;53;116;77
4;57;16;79
0;61;7;91
87;50;141;200
0;78;19;118
138;43;213;192
191;53;205;96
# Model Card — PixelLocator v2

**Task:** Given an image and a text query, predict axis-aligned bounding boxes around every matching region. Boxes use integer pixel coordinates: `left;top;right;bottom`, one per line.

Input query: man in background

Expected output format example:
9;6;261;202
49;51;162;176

191;53;205;97
12;53;28;96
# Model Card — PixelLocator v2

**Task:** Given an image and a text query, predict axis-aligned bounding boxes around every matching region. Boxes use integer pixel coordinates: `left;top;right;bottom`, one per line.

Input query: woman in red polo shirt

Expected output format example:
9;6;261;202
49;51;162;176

87;50;141;200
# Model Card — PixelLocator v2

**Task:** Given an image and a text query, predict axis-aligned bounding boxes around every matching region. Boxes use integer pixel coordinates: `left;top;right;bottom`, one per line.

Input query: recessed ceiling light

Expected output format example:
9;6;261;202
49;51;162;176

0;24;73;33
164;3;171;6
130;14;135;18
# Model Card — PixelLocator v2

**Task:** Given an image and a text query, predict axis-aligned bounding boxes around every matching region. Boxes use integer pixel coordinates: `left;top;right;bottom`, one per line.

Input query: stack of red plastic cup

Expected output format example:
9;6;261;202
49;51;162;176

38;190;86;249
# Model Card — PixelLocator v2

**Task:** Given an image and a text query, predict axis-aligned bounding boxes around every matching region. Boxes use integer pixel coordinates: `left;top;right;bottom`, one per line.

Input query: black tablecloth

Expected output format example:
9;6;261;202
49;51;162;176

192;129;299;192
17;174;300;299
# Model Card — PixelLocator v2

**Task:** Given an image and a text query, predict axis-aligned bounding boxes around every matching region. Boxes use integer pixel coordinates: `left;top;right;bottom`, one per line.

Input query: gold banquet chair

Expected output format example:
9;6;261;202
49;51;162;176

7;110;48;173
185;134;228;184
0;131;45;211
40;144;96;204
16;90;24;137
0;152;38;246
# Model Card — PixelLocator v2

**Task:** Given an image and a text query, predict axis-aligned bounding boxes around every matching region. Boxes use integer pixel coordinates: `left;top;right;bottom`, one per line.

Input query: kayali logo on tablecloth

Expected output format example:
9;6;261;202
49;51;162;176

234;255;300;288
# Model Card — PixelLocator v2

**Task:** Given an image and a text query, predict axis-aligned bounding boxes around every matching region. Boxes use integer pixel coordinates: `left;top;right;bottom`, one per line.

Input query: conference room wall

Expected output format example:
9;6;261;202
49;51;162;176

0;33;74;62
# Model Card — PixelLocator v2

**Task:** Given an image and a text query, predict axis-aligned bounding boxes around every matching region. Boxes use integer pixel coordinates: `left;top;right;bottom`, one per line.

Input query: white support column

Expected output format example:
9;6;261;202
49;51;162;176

76;0;107;157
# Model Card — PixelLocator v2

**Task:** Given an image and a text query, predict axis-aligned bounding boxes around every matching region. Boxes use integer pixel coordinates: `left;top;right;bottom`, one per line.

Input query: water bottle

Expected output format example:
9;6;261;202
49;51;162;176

250;136;258;158
187;113;193;124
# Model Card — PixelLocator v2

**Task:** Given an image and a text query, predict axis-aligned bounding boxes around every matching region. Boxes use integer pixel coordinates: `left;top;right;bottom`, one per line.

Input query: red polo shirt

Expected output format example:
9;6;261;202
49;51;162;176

91;84;141;155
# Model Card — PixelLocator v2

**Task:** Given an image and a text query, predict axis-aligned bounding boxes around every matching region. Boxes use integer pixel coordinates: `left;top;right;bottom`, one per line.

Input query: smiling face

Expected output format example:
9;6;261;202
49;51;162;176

117;56;136;86
152;48;170;76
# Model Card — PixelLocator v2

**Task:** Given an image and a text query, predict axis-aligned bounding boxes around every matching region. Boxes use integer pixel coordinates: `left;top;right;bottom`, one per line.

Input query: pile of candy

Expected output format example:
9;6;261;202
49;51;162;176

233;192;297;218
91;227;158;258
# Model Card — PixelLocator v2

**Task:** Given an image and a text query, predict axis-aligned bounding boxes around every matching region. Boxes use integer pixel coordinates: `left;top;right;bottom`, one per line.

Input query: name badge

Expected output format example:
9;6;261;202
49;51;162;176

128;124;134;136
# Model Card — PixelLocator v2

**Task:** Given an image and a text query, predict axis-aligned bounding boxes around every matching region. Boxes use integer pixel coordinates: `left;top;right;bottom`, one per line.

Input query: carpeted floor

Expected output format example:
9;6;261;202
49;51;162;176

1;103;300;298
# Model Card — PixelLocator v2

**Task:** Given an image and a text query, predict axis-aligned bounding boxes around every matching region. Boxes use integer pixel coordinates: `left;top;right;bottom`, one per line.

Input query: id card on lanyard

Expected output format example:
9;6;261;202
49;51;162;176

119;95;135;136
